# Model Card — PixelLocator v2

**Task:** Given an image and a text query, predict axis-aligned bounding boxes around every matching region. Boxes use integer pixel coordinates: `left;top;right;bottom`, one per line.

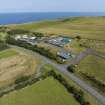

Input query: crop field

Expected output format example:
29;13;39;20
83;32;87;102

0;49;38;88
0;77;79;105
78;55;105;82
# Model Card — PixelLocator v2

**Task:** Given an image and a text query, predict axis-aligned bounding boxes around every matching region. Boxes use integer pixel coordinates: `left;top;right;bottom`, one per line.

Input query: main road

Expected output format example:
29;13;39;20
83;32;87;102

10;45;105;105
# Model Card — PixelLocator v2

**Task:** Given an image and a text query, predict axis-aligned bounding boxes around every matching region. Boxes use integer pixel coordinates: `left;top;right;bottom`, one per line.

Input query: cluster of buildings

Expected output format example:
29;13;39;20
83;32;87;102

14;35;37;45
45;36;71;47
14;34;72;61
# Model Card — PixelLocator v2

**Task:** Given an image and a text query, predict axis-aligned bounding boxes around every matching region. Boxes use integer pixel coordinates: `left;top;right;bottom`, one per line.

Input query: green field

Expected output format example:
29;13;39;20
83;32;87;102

78;55;105;82
0;49;18;59
41;64;102;105
0;32;8;41
0;77;79;105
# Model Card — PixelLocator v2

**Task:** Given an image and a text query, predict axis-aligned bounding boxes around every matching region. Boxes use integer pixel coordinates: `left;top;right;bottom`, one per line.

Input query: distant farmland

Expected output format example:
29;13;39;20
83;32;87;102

10;17;105;40
9;17;105;53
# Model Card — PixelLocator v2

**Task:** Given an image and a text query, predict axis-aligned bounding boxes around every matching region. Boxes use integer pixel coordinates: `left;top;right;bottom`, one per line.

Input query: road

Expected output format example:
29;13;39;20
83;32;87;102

10;45;105;105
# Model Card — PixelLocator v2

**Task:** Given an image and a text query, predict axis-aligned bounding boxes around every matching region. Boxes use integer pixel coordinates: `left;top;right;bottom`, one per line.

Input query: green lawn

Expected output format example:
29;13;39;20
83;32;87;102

0;77;79;105
78;55;105;82
0;49;18;59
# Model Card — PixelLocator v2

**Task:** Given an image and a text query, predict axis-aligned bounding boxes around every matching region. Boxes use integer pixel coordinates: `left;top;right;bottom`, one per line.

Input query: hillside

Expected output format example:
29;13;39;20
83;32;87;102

10;17;105;40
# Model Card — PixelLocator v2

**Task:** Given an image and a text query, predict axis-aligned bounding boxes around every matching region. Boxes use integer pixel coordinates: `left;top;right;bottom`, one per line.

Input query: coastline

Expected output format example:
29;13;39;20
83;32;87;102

0;12;105;26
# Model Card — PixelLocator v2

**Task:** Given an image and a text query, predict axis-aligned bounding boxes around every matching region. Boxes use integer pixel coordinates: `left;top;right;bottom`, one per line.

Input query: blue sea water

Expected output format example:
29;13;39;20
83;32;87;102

0;12;105;25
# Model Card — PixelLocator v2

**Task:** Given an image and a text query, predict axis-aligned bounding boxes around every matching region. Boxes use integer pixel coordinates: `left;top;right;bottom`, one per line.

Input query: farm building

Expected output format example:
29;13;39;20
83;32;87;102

57;51;71;60
46;36;72;47
14;35;37;45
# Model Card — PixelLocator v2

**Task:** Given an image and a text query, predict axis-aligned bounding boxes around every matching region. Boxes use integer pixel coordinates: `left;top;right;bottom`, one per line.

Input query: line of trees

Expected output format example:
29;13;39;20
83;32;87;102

80;72;105;93
7;29;30;35
0;74;46;97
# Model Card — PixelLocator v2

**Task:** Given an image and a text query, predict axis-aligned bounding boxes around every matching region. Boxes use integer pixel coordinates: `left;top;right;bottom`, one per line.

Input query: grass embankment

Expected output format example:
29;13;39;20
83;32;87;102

41;64;102;105
0;77;79;105
0;49;18;59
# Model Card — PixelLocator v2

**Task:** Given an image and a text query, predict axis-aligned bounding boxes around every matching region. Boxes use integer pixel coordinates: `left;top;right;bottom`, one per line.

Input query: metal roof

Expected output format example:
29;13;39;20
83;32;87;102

57;52;70;59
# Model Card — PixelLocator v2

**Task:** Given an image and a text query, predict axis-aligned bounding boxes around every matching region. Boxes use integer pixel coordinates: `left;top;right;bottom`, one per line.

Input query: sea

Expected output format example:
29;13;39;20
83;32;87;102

0;12;105;25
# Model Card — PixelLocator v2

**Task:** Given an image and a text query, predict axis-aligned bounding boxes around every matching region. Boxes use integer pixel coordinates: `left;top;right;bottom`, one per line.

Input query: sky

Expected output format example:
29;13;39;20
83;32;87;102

0;0;105;13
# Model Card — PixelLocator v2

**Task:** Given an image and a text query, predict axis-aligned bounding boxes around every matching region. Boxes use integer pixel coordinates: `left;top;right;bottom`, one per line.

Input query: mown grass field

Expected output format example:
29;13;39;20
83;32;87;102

0;77;80;105
41;64;102;105
78;55;105;82
0;49;18;59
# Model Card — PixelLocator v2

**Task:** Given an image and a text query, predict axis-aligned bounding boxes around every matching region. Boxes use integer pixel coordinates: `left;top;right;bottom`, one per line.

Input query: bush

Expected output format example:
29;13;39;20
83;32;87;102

67;65;75;73
7;29;30;35
15;76;30;84
33;32;44;38
75;35;81;40
0;42;8;51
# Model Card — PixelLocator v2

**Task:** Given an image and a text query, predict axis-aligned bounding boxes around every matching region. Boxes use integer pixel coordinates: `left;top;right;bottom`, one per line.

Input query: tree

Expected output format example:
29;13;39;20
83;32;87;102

15;76;30;84
67;65;75;73
33;32;44;38
75;35;81;40
7;29;30;35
